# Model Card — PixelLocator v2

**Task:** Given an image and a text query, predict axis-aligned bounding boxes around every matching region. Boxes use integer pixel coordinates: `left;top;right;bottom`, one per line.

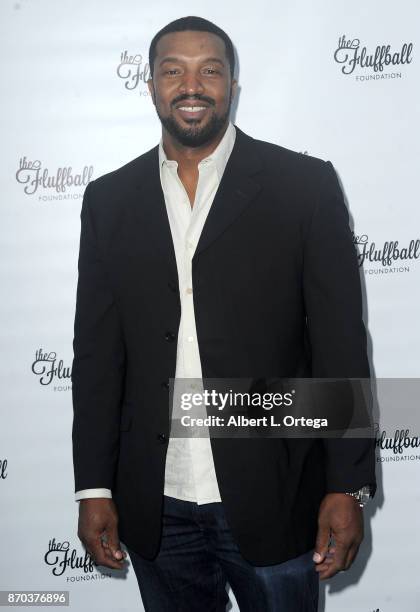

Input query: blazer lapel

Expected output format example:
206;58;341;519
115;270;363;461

125;125;263;283
194;125;263;259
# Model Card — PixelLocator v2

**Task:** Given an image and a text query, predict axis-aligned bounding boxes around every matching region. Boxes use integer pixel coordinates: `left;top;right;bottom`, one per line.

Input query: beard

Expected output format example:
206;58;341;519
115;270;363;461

155;95;232;148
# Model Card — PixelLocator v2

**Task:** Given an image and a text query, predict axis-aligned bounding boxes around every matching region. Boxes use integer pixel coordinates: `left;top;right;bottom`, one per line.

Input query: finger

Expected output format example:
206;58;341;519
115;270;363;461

343;541;360;570
85;537;125;570
101;540;127;563
315;559;334;573
105;527;125;561
317;556;346;580
316;540;350;579
315;545;336;571
314;529;336;566
101;540;117;562
101;542;126;564
316;555;335;567
318;567;341;580
313;524;331;563
322;545;336;563
317;556;349;579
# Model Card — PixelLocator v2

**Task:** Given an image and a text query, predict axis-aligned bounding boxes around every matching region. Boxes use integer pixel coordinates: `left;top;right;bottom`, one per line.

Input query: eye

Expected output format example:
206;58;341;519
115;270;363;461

165;68;181;76
203;67;220;75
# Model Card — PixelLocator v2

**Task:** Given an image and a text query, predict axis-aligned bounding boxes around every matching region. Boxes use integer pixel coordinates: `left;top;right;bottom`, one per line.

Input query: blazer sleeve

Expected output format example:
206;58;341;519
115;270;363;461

71;181;126;493
303;161;377;496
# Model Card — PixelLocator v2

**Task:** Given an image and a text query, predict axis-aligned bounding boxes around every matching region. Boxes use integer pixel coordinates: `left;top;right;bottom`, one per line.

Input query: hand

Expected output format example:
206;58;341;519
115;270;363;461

313;493;363;580
78;498;127;570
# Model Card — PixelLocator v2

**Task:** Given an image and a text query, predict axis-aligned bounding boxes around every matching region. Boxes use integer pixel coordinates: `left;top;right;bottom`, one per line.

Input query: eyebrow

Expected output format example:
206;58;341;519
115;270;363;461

159;56;225;67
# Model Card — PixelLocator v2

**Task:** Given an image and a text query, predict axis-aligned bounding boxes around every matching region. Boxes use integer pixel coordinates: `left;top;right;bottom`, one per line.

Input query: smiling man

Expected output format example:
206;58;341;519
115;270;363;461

72;16;376;612
153;34;233;147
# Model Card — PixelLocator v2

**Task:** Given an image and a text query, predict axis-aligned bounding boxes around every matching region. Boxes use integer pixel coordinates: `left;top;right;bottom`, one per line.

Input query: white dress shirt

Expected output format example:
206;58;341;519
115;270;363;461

75;121;236;503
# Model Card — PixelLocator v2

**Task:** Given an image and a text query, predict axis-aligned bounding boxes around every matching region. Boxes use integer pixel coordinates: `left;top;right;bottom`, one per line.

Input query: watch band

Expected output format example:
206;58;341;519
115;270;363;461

345;485;372;508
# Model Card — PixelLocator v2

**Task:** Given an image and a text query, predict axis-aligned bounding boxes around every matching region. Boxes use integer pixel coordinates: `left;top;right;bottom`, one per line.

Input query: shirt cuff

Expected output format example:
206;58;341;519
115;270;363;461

75;488;112;501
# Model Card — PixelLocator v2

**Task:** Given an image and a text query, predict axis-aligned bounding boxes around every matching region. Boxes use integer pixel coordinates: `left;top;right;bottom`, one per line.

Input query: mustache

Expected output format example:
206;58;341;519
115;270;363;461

171;93;216;107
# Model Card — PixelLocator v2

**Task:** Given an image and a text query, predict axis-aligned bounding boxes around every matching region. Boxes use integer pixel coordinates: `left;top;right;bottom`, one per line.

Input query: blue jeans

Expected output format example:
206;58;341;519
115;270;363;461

126;495;319;612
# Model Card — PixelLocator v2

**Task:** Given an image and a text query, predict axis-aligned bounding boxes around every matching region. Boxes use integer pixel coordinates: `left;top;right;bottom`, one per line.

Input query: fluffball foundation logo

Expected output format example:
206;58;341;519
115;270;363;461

334;35;413;80
15;157;93;200
117;50;151;95
353;232;420;275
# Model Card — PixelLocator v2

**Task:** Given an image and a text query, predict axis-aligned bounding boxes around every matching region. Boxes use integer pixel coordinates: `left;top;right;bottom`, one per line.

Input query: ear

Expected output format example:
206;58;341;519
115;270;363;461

147;78;156;105
231;78;238;100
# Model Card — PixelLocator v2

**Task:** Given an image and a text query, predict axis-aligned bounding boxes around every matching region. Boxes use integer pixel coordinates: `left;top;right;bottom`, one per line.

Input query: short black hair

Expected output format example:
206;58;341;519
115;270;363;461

149;16;235;79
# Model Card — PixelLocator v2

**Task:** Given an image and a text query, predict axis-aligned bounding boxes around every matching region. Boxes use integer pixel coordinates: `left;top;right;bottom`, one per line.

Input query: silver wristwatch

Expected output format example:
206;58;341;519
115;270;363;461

345;485;372;508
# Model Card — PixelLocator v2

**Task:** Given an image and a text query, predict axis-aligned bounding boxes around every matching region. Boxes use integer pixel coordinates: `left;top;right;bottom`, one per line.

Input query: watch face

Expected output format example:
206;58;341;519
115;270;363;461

358;486;372;504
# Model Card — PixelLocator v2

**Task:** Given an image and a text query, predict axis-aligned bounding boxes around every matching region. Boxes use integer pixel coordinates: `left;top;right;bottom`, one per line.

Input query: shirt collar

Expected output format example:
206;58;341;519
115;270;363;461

158;121;236;182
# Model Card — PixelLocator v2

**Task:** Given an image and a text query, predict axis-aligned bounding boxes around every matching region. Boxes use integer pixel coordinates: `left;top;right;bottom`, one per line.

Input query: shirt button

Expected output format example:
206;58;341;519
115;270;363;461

187;336;194;343
187;241;194;250
186;287;193;294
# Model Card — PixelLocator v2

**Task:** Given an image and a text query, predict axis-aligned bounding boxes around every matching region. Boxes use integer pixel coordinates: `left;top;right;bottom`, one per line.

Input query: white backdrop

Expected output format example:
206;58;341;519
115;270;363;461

1;1;419;610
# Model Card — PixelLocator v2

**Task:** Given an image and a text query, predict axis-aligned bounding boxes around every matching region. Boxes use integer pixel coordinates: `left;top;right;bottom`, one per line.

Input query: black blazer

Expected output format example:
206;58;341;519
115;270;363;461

72;125;376;565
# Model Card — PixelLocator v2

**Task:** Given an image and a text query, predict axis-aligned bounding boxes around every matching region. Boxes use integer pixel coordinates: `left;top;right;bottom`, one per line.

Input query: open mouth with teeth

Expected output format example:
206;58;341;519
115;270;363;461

175;105;210;120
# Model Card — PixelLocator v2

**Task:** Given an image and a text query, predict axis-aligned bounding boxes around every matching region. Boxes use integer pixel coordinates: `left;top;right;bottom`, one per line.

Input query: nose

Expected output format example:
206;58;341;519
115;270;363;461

178;71;204;96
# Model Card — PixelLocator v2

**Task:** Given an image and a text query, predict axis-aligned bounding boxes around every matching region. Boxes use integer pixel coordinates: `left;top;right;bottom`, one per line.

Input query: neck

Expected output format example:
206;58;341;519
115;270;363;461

161;121;229;171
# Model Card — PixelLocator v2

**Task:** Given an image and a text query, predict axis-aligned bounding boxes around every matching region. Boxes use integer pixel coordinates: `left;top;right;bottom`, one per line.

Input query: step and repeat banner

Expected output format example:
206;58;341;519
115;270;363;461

1;1;419;610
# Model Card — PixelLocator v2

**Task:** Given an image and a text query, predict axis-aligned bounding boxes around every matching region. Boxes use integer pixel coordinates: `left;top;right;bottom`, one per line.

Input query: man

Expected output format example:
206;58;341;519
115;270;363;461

72;16;376;611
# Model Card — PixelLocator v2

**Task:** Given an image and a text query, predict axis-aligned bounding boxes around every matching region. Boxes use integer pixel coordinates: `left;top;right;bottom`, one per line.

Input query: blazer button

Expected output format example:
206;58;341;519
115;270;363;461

161;381;169;390
164;331;176;342
157;433;167;443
